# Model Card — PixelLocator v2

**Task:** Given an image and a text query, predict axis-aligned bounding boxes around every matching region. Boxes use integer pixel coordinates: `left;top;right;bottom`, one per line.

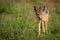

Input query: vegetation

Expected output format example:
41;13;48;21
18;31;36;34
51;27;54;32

0;0;60;40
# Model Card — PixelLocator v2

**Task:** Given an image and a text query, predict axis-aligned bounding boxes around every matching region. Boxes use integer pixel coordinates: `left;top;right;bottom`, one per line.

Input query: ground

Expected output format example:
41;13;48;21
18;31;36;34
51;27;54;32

0;0;60;40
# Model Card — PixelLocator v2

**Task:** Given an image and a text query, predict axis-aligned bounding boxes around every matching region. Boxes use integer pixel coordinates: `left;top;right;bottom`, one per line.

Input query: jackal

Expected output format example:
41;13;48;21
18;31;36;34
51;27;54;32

34;6;49;36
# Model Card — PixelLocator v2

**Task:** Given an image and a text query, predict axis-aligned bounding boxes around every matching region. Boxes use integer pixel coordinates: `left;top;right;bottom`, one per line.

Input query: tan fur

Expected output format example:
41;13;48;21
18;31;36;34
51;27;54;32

34;6;49;36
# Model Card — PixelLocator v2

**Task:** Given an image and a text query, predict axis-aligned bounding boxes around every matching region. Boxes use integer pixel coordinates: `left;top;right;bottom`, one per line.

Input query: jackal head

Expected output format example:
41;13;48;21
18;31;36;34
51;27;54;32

34;5;49;20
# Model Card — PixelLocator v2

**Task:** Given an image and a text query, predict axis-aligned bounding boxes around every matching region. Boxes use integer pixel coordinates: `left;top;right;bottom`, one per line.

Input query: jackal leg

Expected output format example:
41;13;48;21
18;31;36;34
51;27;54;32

45;22;48;34
38;20;41;36
42;21;45;33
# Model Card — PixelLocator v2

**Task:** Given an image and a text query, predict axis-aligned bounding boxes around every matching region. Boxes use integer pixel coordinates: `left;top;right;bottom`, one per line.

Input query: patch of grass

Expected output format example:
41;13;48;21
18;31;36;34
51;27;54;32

0;0;60;40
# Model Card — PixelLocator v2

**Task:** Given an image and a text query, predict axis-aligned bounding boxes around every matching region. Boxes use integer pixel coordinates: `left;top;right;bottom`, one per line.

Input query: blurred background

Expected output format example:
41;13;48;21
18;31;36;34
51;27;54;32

0;0;60;40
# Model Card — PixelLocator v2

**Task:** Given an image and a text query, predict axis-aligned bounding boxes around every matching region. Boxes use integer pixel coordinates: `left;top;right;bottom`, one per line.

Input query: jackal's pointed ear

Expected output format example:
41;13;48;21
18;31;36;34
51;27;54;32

34;6;38;11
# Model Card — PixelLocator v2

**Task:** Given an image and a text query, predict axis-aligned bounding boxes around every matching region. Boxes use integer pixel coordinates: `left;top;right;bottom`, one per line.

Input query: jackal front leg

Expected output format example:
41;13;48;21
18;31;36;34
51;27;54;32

38;20;41;36
42;21;45;33
45;22;48;34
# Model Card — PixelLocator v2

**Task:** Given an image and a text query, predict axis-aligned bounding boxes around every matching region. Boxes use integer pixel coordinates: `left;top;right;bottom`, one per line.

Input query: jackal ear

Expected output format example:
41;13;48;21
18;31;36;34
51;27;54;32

45;7;49;13
34;6;38;11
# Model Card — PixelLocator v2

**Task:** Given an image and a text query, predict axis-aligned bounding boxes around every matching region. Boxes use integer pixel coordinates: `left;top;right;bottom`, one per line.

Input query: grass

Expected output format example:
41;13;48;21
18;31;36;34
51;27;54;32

0;0;60;40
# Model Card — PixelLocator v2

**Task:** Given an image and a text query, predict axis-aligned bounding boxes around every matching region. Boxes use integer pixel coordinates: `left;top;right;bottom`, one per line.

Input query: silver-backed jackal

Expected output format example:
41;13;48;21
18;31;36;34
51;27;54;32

34;6;49;36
